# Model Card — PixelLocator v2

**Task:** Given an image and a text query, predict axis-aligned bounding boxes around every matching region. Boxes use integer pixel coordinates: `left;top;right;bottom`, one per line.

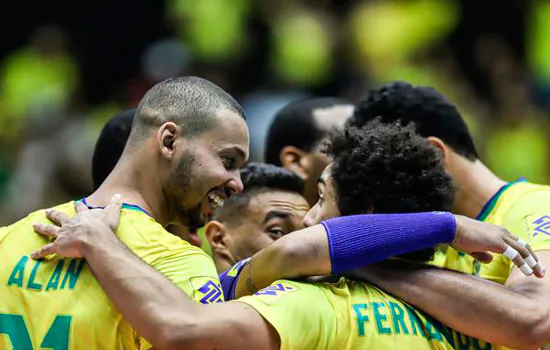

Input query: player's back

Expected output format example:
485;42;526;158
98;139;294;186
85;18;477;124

0;201;222;349
239;278;496;350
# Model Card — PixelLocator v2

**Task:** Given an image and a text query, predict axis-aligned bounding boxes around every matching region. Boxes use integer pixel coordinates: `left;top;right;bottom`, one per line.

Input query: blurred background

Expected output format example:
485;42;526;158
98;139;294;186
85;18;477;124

1;0;550;224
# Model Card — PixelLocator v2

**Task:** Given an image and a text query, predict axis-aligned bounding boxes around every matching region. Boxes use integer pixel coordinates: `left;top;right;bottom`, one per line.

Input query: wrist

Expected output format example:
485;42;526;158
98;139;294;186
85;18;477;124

324;212;456;274
450;215;463;245
80;222;119;258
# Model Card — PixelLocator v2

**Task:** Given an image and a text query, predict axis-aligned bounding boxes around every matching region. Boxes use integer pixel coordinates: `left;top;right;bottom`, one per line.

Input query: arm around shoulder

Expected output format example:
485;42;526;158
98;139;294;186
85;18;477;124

159;302;280;350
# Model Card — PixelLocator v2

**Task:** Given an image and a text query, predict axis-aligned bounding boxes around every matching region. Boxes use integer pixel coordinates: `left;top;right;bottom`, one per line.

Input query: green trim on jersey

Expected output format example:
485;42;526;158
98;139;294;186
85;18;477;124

476;178;527;222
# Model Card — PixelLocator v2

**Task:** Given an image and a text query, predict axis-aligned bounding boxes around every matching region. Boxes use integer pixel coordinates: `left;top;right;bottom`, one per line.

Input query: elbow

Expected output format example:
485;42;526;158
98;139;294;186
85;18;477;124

155;322;187;350
154;313;208;350
157;321;202;350
515;306;550;350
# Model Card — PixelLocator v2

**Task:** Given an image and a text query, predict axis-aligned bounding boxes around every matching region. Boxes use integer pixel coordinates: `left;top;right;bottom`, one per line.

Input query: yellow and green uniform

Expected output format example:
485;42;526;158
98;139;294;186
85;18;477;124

238;278;495;350
431;179;550;348
432;179;550;284
0;201;222;350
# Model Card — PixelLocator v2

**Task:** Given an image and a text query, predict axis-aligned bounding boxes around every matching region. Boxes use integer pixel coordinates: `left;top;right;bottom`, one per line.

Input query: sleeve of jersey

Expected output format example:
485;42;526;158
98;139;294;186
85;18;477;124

502;191;550;252
138;247;224;350
235;281;338;350
148;246;224;304
219;258;250;301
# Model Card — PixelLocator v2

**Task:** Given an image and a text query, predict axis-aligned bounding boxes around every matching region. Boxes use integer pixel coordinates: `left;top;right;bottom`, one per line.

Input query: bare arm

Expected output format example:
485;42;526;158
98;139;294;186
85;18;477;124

32;205;279;350
232;215;542;299
350;254;550;350
234;225;331;298
86;232;280;350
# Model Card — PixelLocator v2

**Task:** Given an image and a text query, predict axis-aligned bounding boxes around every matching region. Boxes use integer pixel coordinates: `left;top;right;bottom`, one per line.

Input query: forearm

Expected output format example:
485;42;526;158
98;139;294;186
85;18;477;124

234;212;456;298
351;260;547;349
81;233;203;349
234;225;330;298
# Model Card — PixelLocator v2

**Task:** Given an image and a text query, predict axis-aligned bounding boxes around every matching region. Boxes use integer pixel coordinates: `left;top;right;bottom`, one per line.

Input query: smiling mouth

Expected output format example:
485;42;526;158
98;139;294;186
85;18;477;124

207;192;225;212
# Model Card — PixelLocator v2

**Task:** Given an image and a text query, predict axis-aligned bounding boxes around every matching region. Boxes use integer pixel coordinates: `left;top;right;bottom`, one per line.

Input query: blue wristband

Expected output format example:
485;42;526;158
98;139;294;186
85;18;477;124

322;212;456;274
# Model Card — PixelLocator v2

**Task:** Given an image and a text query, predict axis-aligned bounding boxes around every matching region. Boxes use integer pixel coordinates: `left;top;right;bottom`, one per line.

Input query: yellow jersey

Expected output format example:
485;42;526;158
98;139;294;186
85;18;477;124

238;278;496;349
0;201;222;350
432;179;550;284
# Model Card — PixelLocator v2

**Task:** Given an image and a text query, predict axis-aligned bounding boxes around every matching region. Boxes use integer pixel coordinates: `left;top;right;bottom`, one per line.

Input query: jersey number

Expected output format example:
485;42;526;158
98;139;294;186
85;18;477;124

0;314;71;349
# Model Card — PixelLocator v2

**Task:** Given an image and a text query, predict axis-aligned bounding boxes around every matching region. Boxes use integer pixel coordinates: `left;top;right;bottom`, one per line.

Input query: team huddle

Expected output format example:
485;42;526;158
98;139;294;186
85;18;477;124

1;77;550;349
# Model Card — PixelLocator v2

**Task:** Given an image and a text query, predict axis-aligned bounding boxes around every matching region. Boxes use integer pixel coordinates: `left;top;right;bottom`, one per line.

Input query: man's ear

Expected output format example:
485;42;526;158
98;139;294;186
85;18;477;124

280;146;308;179
157;122;181;161
427;136;449;163
205;220;234;260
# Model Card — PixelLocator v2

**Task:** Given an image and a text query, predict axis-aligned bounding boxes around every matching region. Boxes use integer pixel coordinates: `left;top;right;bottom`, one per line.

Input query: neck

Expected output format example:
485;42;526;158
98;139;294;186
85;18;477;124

212;254;233;274
87;149;171;226
449;157;507;219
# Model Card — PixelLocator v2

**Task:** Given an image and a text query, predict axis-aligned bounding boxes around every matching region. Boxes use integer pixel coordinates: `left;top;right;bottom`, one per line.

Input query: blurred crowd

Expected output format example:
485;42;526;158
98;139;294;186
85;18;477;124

1;0;550;224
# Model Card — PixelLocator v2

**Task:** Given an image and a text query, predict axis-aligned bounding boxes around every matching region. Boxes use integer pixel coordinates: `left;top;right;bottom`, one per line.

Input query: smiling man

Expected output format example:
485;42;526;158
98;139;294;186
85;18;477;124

0;76;249;349
91;108;204;247
29;120;539;350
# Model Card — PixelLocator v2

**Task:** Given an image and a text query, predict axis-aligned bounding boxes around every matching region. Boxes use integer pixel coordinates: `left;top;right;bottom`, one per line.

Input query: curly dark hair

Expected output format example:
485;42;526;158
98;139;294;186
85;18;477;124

348;81;478;160
327;119;455;262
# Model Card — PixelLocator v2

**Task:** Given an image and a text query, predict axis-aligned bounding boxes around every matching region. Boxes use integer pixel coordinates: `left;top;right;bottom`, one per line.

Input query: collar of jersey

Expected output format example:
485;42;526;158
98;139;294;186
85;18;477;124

78;197;153;218
476;177;527;221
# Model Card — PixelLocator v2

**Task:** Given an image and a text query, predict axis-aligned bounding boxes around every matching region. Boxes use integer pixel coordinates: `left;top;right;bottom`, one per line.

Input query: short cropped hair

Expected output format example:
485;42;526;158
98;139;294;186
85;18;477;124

327;119;455;262
214;163;304;226
131;76;245;141
265;97;351;165
92;109;135;189
349;81;478;160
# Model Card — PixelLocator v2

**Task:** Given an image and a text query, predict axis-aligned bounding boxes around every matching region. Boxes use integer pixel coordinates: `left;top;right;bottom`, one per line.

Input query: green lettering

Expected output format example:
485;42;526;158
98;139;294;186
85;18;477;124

352;304;369;336
41;315;72;350
0;314;33;349
0;313;72;349
457;333;471;350
405;306;426;337
61;259;86;290
7;256;28;288
425;321;443;341
389;302;409;335
27;260;43;290
473;338;492;350
46;260;65;291
372;302;392;335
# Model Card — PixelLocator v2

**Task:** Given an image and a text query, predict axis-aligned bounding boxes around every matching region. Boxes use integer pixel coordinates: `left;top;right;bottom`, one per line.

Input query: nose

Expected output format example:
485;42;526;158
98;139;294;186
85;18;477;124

226;170;244;195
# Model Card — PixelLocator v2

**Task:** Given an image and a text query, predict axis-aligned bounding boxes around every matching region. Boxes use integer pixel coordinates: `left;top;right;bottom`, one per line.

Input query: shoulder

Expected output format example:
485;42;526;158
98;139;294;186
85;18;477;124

507;183;550;213
496;183;550;251
236;279;345;349
2;201;75;232
116;210;194;257
504;185;550;226
116;211;219;285
239;278;349;307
